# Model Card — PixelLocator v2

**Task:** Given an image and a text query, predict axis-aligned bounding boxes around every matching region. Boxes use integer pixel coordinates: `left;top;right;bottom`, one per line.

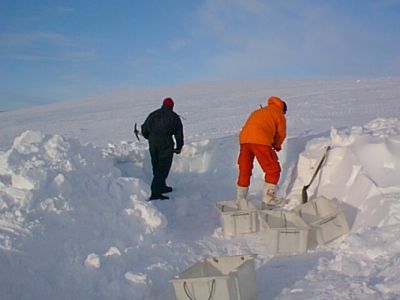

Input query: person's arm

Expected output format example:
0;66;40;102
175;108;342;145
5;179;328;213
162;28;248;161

273;115;286;150
141;115;152;140
174;116;184;153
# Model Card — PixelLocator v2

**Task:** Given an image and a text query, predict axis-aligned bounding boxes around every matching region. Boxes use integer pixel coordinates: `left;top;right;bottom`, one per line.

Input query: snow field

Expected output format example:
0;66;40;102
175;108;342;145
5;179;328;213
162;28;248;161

1;78;400;299
1;115;400;299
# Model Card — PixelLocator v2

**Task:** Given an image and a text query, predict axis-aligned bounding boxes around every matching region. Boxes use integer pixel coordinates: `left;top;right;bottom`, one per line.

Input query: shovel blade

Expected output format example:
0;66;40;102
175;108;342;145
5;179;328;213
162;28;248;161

301;186;308;204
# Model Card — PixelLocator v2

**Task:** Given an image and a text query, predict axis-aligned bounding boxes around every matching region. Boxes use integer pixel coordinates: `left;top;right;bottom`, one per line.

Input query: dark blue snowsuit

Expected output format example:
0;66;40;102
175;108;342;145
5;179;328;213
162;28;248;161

141;104;184;197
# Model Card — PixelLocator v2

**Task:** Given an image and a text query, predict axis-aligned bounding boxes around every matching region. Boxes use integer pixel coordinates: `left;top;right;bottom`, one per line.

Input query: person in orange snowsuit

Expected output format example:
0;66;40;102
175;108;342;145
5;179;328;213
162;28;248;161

236;96;287;208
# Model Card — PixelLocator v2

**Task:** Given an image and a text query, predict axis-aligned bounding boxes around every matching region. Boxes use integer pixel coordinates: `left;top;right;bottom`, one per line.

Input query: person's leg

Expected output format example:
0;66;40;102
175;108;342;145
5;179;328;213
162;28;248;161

253;145;281;206
236;144;255;209
157;145;174;191
149;142;173;200
237;143;255;188
149;143;163;196
253;145;281;185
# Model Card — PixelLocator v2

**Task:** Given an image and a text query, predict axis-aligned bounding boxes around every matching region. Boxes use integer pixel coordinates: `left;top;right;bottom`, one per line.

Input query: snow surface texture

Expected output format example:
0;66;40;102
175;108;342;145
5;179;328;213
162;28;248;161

0;78;400;299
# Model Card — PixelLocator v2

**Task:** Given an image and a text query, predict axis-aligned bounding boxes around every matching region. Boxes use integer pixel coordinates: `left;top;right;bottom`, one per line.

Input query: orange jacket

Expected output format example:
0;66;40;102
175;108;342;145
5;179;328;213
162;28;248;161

239;96;287;148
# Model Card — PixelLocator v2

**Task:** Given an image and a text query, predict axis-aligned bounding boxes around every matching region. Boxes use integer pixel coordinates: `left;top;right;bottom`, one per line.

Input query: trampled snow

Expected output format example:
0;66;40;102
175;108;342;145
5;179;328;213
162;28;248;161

1;78;400;299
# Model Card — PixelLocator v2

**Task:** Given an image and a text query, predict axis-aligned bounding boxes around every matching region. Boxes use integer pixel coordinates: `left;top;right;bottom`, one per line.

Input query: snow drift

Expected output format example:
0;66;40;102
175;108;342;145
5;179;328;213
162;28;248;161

1;115;400;299
0;130;167;299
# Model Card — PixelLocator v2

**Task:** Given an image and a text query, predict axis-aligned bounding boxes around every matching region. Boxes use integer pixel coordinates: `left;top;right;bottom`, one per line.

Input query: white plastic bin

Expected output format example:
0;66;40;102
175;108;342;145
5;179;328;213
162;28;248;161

259;210;310;255
170;254;257;300
216;200;258;237
294;196;349;245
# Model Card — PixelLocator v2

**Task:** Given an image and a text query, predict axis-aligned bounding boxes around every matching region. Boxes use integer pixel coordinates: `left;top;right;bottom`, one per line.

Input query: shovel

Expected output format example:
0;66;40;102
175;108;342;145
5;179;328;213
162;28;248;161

301;146;331;204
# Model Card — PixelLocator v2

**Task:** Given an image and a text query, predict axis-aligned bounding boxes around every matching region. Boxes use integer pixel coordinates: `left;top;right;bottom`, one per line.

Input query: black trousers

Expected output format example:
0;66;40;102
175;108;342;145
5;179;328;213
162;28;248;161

149;142;174;195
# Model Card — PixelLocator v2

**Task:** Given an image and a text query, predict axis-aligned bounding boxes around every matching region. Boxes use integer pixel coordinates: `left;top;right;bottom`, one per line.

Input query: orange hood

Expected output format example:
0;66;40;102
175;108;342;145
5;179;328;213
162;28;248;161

267;96;285;112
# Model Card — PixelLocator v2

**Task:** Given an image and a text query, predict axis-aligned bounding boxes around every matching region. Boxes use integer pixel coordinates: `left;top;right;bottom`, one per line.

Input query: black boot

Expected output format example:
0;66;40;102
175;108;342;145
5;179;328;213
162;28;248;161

148;194;169;201
162;186;173;193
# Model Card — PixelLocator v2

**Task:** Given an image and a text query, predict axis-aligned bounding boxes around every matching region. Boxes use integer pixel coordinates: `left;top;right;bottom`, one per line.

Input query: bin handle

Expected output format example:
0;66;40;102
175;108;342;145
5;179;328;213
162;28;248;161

312;201;319;216
232;212;250;217
280;212;287;228
282;230;300;234
183;279;216;300
320;215;343;228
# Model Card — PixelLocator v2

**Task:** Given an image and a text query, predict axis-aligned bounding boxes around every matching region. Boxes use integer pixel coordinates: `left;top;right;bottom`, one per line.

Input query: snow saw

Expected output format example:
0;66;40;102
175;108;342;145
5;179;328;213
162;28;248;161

301;146;331;204
134;123;141;142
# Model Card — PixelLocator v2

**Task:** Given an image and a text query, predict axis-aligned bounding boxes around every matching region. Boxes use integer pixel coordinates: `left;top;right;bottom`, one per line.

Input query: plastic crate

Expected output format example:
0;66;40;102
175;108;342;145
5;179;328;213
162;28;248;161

259;210;310;255
216;200;258;237
170;254;257;300
295;196;349;245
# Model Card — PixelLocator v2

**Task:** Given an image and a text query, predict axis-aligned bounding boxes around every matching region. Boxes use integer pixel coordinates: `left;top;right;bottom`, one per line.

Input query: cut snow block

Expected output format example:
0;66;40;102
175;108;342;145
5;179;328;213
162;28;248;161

216;200;258;237
170;254;257;300
259;210;310;255
295;196;350;245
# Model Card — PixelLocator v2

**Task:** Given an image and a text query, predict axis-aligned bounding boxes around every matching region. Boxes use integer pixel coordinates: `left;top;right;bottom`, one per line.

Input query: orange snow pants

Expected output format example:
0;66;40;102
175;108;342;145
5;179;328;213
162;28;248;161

237;143;281;187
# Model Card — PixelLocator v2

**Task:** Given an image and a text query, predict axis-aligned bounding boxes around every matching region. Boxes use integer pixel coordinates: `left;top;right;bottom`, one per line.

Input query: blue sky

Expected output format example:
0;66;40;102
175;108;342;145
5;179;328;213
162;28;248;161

1;0;399;111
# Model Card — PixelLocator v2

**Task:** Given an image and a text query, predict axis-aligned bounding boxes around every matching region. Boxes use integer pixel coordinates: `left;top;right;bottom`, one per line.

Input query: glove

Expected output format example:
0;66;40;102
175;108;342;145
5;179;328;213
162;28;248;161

174;148;181;154
273;145;281;152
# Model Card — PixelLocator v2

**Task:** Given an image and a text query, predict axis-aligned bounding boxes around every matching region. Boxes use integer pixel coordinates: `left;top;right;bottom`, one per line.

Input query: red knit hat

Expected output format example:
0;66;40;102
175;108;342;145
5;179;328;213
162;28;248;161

163;97;174;108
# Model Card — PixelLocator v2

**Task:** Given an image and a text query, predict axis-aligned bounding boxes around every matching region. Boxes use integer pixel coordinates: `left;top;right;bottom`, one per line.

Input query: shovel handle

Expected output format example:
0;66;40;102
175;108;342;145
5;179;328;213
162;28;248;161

301;146;331;203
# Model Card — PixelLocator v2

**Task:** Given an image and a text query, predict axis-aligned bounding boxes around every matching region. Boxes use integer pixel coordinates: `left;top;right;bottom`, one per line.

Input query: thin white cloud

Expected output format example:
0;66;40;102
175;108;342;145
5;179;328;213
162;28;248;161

5;51;96;62
194;0;400;78
0;31;73;47
169;38;190;52
0;31;96;62
51;6;75;14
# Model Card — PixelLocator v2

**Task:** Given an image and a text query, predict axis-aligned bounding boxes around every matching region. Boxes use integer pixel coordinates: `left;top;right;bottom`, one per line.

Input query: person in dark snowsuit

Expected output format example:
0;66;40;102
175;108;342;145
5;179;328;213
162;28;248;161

141;97;184;200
